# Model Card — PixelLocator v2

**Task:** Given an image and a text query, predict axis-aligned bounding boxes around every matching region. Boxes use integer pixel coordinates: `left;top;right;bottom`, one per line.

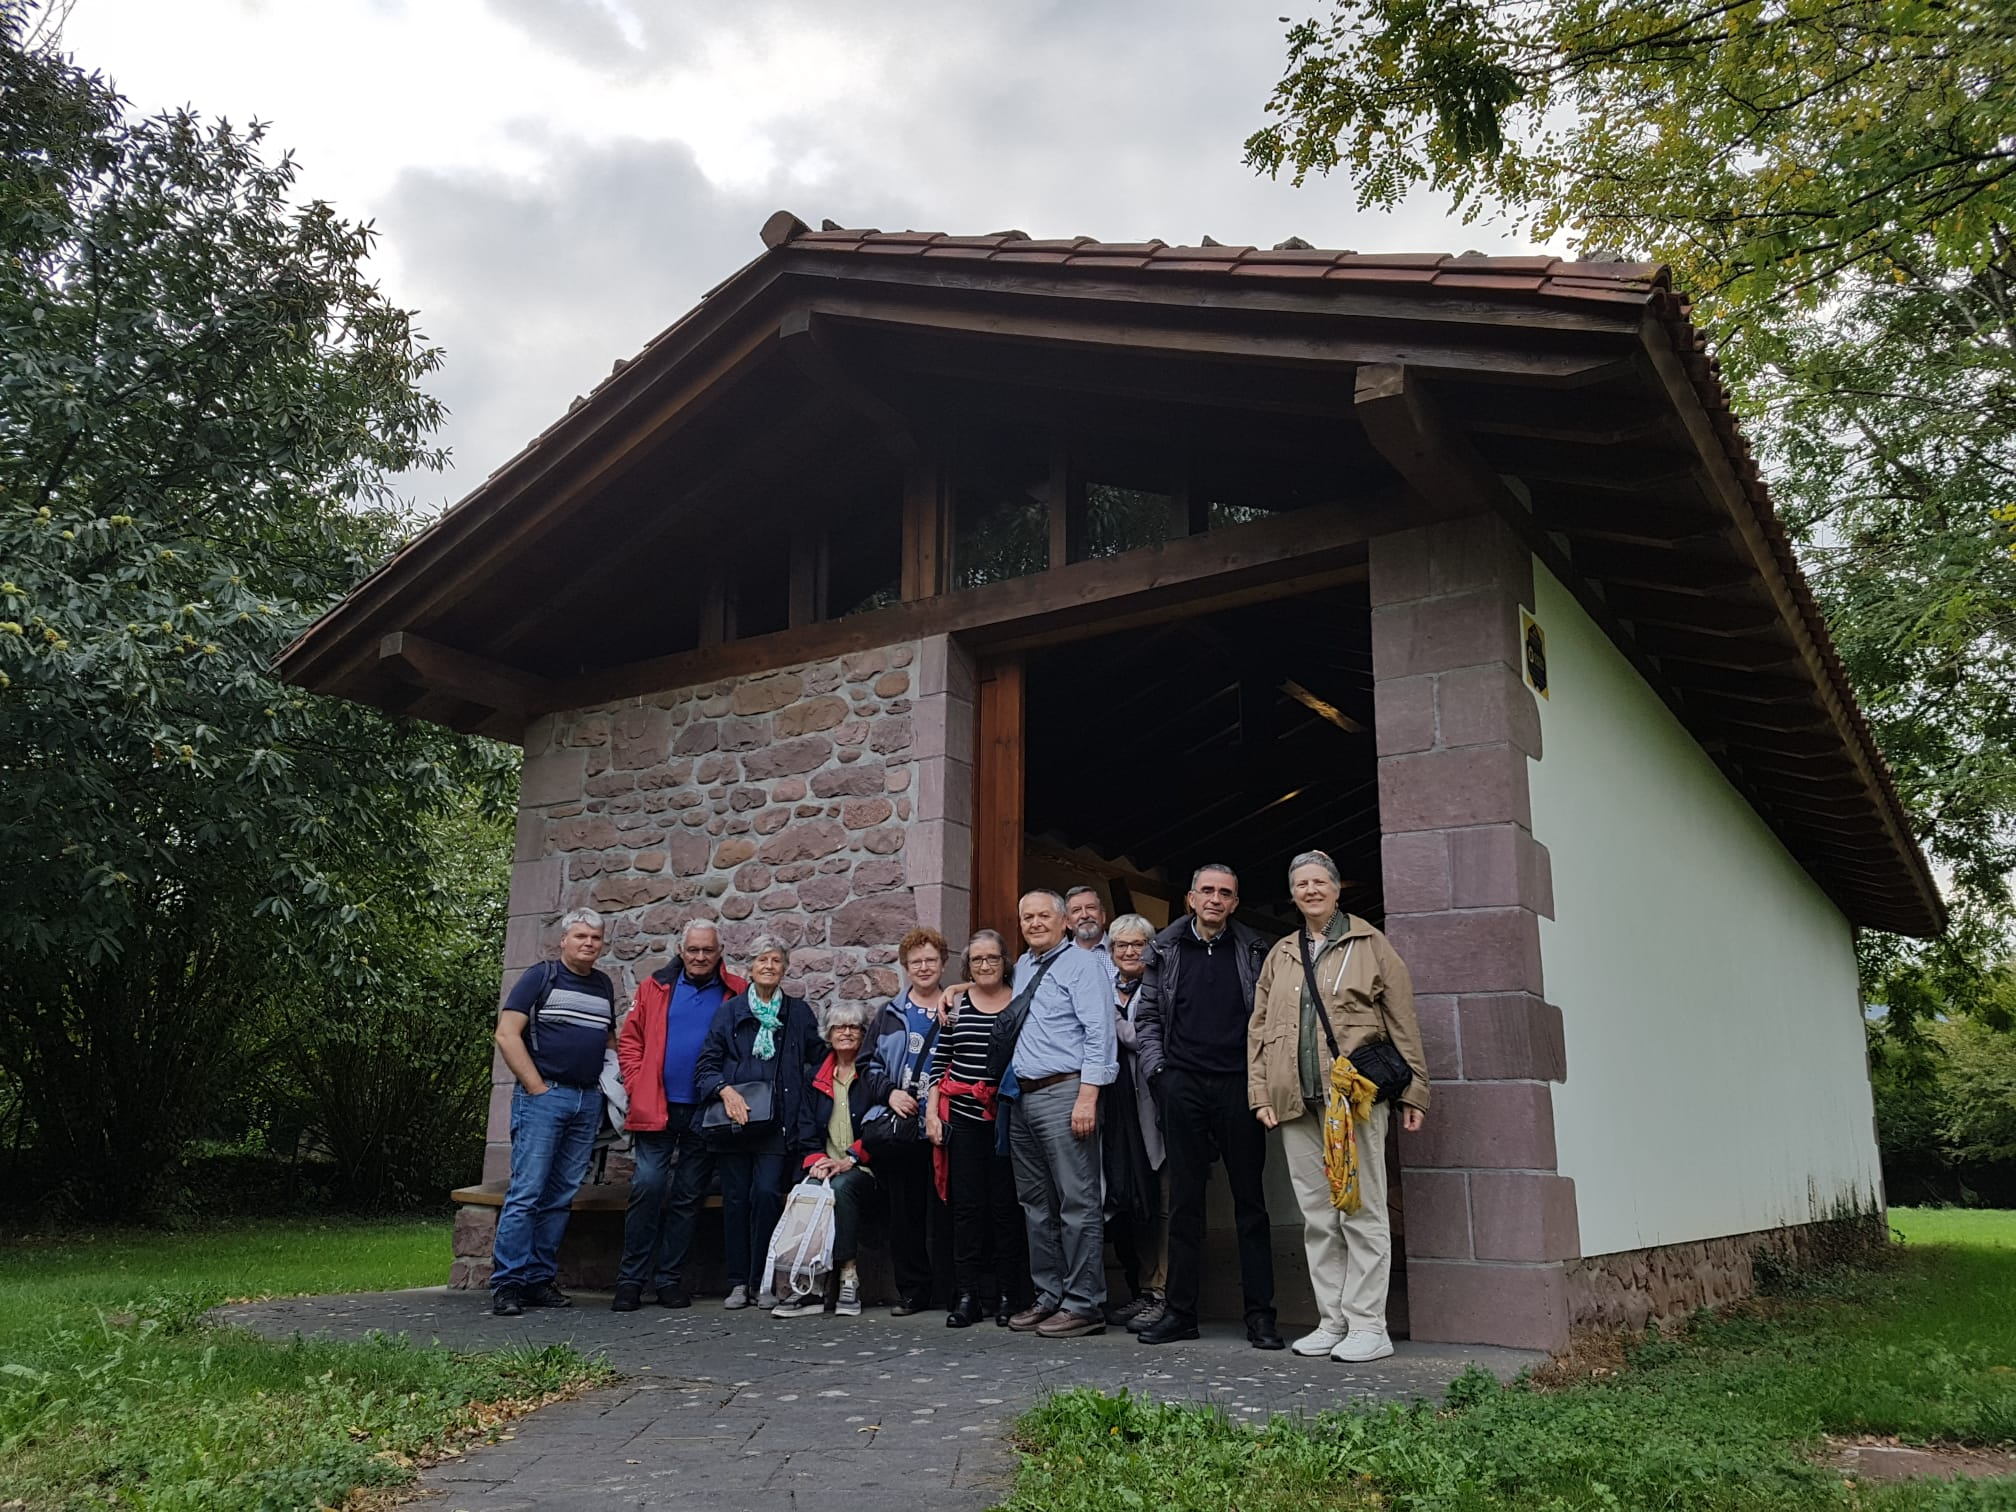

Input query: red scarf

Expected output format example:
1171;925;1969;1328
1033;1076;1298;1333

931;1076;1000;1199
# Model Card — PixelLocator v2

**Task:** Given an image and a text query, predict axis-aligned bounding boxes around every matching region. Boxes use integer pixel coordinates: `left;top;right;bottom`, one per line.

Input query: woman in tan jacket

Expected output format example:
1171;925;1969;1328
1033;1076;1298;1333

1249;850;1429;1364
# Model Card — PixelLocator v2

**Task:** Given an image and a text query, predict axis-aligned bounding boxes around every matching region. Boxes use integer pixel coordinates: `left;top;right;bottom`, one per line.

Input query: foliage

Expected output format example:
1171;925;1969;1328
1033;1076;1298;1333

0;4;514;1214
0;1218;611;1510
272;800;512;1209
1008;1217;2016;1510
1246;0;2016;994
1875;1009;2016;1204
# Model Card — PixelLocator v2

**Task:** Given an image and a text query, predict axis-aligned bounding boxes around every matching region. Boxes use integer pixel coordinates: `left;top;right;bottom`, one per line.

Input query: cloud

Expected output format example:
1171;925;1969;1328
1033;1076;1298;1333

74;0;1536;506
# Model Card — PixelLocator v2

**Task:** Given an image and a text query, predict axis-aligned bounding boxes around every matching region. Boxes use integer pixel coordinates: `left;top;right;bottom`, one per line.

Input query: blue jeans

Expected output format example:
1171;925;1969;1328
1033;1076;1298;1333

617;1106;715;1292
491;1082;601;1293
719;1148;792;1290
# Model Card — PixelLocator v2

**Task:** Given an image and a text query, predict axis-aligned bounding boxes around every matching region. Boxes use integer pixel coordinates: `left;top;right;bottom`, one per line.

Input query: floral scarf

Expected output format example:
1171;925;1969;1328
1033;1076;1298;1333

748;986;783;1061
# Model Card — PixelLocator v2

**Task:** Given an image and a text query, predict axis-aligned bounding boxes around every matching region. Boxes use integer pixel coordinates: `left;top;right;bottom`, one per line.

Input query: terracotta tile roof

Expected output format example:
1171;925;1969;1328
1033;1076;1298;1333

762;216;1669;311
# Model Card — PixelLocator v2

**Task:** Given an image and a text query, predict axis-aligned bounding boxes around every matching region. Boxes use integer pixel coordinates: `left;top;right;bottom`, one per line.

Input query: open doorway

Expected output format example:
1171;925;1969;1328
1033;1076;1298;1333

966;579;1409;1333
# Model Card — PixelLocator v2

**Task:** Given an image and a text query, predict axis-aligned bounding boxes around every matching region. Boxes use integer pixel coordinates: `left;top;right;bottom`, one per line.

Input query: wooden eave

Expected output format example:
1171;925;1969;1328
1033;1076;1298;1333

275;216;1943;939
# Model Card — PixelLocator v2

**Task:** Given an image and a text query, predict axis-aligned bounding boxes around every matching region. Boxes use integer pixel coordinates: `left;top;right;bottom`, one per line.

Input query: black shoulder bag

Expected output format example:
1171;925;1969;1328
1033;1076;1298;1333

1297;931;1412;1105
859;1015;941;1153
984;951;1062;1086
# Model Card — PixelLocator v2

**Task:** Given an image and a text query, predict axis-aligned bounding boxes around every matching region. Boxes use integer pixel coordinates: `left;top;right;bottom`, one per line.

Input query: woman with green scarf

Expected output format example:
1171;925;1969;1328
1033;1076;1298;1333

697;936;821;1308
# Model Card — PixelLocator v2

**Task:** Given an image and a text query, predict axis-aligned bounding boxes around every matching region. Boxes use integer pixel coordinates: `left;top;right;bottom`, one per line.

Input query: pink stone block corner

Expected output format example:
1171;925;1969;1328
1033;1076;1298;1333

1401;1079;1556;1171
1400;1169;1472;1259
1407;1259;1569;1352
1382;829;1452;914
1470;1171;1581;1262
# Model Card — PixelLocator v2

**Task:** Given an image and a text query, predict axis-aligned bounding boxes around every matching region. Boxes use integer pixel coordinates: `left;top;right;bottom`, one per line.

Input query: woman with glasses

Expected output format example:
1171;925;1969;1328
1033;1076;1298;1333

923;929;1029;1327
695;936;820;1310
773;1001;891;1318
1104;914;1169;1331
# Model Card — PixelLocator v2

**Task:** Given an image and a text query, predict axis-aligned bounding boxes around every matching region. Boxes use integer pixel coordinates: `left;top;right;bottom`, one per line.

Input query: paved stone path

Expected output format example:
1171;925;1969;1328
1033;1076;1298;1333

225;1288;1542;1511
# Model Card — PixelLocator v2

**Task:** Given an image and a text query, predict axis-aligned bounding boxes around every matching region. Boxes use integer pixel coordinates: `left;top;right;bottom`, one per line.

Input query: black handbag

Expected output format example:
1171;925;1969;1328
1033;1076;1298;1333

860;1016;941;1152
1298;929;1413;1106
700;1078;776;1132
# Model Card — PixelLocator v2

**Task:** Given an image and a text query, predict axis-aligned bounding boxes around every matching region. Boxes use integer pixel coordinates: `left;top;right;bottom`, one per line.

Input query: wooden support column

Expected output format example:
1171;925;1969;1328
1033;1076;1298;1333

973;654;1026;937
902;455;950;601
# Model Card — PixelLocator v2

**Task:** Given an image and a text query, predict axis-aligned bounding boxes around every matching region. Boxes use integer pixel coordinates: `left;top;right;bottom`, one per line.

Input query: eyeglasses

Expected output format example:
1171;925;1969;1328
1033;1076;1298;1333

1110;941;1147;953
968;955;1004;966
1194;886;1238;899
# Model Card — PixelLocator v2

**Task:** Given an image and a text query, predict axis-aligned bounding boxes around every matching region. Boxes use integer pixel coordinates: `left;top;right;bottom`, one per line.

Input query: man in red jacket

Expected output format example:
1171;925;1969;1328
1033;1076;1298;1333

611;919;747;1312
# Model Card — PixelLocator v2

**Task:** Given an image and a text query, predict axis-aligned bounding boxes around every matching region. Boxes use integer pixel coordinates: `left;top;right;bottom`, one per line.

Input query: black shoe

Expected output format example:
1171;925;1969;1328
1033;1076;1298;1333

522;1280;572;1309
1247;1314;1287;1351
890;1295;930;1317
491;1287;524;1317
946;1292;986;1328
1137;1310;1200;1345
656;1287;692;1309
995;1295;1015;1327
611;1282;643;1313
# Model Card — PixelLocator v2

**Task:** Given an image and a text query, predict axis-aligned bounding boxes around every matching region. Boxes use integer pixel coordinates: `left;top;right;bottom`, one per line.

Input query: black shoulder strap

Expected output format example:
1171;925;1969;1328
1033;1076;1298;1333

1297;931;1354;1061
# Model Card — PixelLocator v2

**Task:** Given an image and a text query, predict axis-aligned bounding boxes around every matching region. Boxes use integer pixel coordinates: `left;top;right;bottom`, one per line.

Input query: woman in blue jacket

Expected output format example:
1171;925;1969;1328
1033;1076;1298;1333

695;936;820;1308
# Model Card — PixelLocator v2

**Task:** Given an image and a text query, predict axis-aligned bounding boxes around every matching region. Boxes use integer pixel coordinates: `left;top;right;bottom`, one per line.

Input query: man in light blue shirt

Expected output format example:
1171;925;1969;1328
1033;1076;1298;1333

1005;889;1118;1338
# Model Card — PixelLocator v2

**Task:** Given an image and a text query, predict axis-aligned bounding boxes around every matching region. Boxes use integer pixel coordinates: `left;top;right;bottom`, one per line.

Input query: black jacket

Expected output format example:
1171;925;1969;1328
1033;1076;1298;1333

1133;916;1271;1081
695;990;822;1146
794;1052;894;1170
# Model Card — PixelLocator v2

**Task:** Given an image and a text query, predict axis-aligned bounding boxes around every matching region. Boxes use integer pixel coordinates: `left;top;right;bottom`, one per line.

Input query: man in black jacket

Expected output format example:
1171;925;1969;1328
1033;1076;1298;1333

1132;863;1284;1350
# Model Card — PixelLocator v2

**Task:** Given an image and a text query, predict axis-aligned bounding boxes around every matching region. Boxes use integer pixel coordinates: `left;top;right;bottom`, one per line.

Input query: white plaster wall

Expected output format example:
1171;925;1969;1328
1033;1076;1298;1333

1526;563;1882;1257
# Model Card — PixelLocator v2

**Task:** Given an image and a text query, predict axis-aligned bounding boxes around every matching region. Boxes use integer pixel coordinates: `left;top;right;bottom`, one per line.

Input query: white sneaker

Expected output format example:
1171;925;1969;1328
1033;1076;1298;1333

1292;1326;1348;1357
835;1278;861;1317
756;1289;778;1310
1330;1328;1395;1363
772;1291;824;1318
723;1285;751;1310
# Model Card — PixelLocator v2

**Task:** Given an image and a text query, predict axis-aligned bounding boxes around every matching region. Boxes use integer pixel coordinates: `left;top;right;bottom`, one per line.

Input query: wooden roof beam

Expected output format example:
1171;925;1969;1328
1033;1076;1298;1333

779;307;921;467
378;632;554;724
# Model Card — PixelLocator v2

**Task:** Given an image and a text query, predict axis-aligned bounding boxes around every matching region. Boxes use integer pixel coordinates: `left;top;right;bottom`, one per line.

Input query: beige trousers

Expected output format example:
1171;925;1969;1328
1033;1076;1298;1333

1281;1101;1392;1334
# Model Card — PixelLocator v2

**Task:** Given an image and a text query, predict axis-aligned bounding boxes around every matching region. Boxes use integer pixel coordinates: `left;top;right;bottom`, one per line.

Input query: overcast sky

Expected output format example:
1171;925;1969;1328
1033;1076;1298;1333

62;0;1538;512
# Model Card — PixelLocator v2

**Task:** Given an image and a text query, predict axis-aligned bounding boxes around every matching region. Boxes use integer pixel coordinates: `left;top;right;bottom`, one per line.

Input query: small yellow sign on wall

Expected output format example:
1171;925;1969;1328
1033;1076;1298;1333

1521;609;1549;699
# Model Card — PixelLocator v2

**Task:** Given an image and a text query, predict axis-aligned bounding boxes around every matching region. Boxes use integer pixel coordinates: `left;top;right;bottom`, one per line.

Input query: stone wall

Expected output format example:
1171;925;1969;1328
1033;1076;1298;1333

1565;1213;1888;1333
481;635;977;1183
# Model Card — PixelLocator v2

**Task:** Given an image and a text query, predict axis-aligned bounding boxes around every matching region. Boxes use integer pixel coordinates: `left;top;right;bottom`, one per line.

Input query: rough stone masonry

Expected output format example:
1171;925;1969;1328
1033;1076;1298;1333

478;635;977;1184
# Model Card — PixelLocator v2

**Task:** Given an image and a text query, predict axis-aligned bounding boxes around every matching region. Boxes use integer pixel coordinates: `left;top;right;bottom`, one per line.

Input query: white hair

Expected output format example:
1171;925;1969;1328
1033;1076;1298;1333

1108;913;1154;943
746;933;788;961
1019;888;1068;913
821;1001;873;1040
559;908;605;933
678;918;721;948
1288;851;1342;885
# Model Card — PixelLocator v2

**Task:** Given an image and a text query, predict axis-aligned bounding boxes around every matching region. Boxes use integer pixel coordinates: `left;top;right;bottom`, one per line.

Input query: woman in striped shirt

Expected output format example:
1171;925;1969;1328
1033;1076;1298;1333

924;929;1028;1328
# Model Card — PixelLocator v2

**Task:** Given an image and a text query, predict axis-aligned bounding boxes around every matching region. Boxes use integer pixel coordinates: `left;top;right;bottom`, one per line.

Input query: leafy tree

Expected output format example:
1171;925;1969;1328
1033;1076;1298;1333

1247;0;2016;1015
0;4;513;1214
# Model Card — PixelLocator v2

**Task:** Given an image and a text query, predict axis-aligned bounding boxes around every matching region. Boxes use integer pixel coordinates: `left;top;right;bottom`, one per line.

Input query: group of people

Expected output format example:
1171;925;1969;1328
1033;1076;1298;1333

487;851;1429;1364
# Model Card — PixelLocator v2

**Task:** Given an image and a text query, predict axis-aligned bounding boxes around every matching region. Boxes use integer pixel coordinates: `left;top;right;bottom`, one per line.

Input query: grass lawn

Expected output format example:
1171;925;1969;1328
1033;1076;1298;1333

0;1217;610;1511
1007;1207;2016;1511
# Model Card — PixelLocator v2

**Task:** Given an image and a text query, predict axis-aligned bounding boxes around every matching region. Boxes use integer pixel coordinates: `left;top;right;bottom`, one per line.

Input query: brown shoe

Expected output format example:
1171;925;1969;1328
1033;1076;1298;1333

1036;1309;1106;1338
1007;1304;1056;1333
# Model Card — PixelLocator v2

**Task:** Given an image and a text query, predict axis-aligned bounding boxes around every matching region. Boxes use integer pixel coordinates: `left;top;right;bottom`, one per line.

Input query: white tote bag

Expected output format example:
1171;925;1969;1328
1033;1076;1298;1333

763;1177;837;1298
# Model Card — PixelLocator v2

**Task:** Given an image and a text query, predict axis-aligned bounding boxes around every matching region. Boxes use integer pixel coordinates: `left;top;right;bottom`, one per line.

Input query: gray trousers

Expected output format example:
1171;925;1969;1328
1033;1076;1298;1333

1009;1079;1106;1315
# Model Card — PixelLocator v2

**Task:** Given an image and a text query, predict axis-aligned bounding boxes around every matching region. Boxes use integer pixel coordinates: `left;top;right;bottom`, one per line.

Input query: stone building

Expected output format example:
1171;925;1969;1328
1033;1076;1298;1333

282;214;1941;1351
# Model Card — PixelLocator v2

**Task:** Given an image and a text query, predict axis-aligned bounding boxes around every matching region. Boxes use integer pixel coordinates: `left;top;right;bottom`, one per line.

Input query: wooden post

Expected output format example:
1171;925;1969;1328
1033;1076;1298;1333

902;455;949;601
973;654;1026;938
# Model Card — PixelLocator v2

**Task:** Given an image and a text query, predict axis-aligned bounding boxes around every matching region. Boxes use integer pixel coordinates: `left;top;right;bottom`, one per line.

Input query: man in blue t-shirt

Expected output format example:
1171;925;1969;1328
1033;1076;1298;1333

490;908;617;1316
